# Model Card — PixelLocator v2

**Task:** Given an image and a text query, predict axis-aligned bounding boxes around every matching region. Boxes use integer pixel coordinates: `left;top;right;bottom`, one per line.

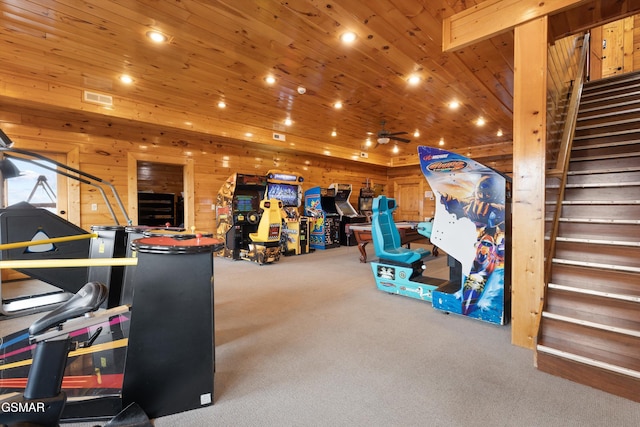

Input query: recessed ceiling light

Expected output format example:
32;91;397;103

334;101;343;109
365;138;372;147
476;117;486;126
265;75;276;85
497;129;503;137
119;74;133;84
146;31;167;43
408;75;420;85
413;130;420;137
331;130;337;137
245;132;253;137
392;145;399;154
340;32;357;44
284;118;293;126
439;138;445;146
218;101;226;109
449;101;460;109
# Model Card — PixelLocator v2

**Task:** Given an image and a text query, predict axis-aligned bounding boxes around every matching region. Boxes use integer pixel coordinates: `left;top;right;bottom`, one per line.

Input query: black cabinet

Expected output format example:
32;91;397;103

137;192;175;226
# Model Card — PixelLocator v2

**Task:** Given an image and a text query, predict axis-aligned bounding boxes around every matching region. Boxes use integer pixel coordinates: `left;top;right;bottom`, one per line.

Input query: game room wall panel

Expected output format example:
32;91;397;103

2;121;387;234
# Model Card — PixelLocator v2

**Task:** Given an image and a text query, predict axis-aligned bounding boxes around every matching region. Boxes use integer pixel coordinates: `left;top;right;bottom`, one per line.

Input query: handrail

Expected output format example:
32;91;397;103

544;32;590;284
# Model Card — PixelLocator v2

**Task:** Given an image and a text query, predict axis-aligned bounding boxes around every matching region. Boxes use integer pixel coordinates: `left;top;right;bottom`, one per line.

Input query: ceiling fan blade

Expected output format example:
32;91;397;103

390;136;411;143
388;131;408;136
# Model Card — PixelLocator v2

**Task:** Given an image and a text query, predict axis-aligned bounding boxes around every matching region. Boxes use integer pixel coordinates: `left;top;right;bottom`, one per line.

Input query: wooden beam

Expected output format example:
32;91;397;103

443;0;589;51
511;17;548;349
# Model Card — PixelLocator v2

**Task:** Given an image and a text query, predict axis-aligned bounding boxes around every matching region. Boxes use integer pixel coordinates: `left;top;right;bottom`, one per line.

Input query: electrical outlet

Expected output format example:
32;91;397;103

91;203;98;211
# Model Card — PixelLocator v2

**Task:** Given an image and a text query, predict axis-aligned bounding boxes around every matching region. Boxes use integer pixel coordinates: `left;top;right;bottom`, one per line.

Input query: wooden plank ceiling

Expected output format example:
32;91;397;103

0;0;636;168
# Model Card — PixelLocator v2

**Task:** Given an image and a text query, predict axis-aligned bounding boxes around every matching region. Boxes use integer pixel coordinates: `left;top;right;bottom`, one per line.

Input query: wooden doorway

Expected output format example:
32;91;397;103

137;161;184;227
127;153;195;228
595;17;634;79
393;177;424;221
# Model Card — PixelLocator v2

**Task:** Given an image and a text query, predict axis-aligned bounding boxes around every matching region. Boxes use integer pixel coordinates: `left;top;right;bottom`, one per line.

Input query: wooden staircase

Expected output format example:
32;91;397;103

538;71;640;402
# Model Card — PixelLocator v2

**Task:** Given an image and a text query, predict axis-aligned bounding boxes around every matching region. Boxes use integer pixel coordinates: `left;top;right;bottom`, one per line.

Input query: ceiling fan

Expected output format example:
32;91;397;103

375;120;411;147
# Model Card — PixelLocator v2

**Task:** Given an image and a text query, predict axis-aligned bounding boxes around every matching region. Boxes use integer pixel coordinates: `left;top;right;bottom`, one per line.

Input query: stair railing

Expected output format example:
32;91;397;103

544;32;590;284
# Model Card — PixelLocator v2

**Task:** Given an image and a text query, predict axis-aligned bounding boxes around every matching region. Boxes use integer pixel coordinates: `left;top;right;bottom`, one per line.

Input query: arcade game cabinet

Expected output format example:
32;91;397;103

216;173;282;264
265;170;310;256
304;186;340;250
418;146;511;325
369;196;447;302
329;183;367;246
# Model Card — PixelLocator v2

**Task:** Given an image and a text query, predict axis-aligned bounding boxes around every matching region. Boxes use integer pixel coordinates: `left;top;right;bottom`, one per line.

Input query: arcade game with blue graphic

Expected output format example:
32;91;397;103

265;170;310;256
417;146;511;325
369;195;448;302
304;186;340;250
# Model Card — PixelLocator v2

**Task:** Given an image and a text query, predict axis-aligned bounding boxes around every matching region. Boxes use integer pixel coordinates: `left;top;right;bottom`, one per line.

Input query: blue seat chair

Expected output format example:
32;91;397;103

371;195;430;264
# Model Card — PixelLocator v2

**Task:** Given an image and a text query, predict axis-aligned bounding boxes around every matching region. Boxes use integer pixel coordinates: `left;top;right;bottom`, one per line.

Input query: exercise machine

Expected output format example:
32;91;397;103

0;281;147;426
1;234;222;422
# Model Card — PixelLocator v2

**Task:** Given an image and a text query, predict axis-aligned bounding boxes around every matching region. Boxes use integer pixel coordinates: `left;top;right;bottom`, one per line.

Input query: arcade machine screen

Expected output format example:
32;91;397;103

234;194;260;213
321;196;339;214
359;197;373;212
267;183;299;207
336;200;358;217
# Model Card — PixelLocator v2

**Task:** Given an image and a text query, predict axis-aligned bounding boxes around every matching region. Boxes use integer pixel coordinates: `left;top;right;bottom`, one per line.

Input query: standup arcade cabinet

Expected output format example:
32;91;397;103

329;183;366;246
418;146;511;325
215;173;266;260
304;186;340;250
266;170;310;255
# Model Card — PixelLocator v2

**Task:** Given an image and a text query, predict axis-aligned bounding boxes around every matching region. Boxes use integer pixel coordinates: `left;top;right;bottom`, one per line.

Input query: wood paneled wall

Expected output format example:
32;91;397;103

0;113;388;232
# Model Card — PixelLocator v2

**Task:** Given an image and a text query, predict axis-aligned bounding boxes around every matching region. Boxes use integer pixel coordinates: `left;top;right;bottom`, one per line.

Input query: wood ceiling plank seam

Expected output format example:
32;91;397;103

3;1;510;147
298;2;512;131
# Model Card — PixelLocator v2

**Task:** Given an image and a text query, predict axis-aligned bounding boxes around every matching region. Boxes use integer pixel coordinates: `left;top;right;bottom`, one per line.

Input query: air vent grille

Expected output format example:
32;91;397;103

83;91;113;106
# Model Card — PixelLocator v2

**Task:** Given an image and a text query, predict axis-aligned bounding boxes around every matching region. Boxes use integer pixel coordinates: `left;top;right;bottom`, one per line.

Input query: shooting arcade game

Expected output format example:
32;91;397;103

304;186;340;250
329;183;367;246
215;173;283;264
418;146;511;325
265;170;310;256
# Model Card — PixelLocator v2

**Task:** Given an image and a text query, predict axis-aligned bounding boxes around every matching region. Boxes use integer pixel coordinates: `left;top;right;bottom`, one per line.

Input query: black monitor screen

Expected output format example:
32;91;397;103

359;197;373;211
267;183;299;207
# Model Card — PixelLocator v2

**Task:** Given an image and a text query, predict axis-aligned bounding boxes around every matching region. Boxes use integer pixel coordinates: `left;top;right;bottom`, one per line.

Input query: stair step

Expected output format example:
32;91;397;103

552;236;639;247
536;350;640;403
549;218;640;225
553;199;640;205
552;258;640;273
548;283;640;304
567;166;640;175
574;122;640;140
547;181;640;189
572;135;640;149
578;105;640;122
579;90;640;112
583;72;640;95
537;345;640;379
570;150;640;162
548;263;640;297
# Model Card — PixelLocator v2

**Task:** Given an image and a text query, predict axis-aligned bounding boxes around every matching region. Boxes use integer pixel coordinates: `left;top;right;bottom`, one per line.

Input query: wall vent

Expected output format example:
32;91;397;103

273;132;286;141
83;90;113;106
